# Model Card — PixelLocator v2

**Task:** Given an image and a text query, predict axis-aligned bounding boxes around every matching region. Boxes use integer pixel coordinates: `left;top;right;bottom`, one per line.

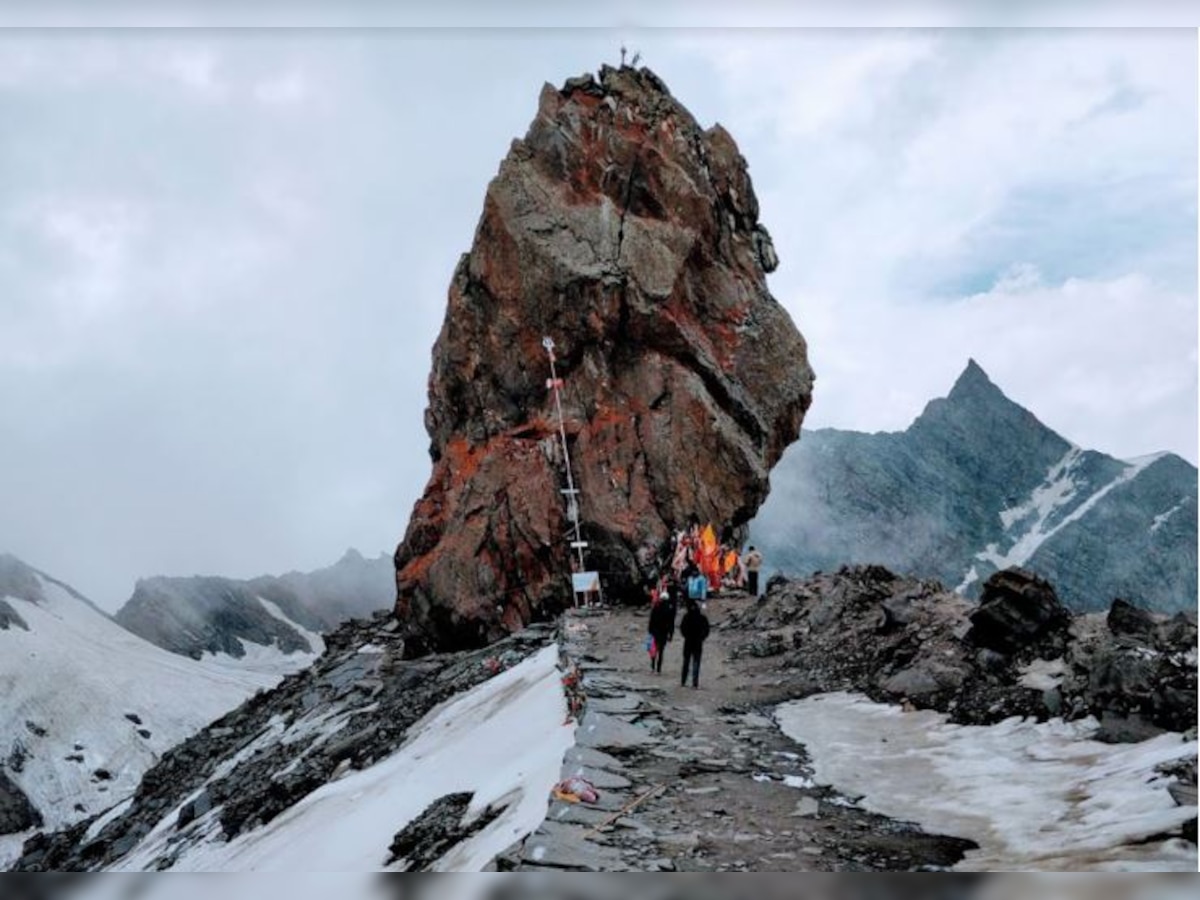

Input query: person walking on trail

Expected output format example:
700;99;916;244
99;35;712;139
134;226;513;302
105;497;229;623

647;586;676;674
744;545;764;597
679;600;710;688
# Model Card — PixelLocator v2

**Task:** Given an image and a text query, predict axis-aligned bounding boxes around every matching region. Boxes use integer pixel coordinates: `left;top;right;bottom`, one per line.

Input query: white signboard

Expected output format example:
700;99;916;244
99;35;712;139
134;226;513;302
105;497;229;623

572;571;601;593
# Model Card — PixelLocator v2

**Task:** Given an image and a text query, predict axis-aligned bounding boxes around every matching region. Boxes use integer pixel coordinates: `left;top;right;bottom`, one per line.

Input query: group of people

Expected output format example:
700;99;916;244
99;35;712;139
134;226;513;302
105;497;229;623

643;525;766;689
667;524;765;596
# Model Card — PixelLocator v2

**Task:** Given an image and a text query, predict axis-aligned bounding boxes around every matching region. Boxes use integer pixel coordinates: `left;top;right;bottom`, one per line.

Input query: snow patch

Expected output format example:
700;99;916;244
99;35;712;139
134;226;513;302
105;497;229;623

1151;502;1185;534
777;692;1197;871
976;453;1161;573
1018;658;1068;691
999;447;1082;531
954;565;979;595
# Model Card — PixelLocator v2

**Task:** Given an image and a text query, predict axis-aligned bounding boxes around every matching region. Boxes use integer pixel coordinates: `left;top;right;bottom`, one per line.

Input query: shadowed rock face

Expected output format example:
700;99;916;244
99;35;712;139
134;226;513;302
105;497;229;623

394;66;813;655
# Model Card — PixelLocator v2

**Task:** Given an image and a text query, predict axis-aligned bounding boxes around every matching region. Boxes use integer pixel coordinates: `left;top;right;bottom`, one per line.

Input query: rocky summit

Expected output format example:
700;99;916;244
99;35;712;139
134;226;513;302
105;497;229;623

394;66;813;655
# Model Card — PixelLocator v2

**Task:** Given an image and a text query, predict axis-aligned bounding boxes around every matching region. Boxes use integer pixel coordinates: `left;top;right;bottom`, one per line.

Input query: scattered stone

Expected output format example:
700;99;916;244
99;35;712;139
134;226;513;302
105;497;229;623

176;789;214;829
576;712;656;754
386;792;505;871
7;740;28;774
520;821;632;872
790;797;821;818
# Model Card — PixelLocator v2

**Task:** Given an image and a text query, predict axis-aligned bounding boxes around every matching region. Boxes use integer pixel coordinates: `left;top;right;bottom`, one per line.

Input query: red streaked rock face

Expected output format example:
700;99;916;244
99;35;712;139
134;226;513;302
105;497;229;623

394;66;814;655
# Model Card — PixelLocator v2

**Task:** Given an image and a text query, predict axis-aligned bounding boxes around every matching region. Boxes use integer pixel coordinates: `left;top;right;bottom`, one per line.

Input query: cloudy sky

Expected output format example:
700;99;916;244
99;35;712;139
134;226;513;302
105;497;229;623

0;21;1195;609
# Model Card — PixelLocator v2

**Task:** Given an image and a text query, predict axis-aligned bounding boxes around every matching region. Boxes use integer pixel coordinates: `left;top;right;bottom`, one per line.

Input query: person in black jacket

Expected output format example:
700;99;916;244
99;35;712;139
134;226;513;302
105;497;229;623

647;586;676;674
679;600;710;688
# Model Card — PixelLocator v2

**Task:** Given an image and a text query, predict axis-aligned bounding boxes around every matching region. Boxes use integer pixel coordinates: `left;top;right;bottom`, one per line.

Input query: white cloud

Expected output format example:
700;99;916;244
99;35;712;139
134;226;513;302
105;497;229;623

665;28;1195;462
800;270;1198;461
157;47;226;99
253;68;309;106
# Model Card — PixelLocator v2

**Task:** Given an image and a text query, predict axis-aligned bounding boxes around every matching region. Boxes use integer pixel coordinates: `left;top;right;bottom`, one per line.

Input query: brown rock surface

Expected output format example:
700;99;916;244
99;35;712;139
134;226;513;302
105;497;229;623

393;66;813;655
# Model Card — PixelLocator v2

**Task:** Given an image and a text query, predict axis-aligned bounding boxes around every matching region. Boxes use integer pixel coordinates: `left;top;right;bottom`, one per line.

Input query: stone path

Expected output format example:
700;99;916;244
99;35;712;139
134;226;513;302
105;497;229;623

498;596;975;872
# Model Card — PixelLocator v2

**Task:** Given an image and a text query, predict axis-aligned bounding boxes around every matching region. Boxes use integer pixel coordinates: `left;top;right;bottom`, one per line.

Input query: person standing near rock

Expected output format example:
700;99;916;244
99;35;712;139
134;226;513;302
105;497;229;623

744;546;764;597
647;586;676;674
679;600;711;688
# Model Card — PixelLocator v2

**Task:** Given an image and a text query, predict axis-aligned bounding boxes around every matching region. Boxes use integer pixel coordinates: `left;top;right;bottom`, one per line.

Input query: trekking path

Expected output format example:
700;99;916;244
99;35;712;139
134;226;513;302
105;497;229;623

499;594;975;872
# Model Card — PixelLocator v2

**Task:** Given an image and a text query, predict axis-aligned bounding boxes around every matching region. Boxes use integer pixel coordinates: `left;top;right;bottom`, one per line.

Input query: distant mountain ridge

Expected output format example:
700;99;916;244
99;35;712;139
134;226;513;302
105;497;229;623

751;361;1197;613
114;549;392;660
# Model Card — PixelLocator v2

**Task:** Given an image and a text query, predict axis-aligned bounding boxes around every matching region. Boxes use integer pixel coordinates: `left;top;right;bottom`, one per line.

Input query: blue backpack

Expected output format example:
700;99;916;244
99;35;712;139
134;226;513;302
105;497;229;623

687;575;708;601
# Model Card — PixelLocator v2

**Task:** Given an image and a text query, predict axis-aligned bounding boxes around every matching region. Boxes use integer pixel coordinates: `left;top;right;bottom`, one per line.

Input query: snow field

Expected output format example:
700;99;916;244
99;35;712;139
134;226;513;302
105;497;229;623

777;692;1197;871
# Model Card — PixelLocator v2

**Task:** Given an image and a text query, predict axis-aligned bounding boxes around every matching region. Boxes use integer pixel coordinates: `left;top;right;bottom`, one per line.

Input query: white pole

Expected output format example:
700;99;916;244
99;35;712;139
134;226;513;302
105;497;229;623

543;338;586;574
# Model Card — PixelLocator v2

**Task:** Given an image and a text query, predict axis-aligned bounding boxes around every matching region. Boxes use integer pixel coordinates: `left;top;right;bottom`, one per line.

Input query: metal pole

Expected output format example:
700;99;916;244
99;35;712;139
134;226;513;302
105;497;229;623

543;337;586;574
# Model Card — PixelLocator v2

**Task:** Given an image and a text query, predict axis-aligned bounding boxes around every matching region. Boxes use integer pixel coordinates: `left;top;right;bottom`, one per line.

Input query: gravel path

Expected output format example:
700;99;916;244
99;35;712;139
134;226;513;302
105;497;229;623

501;596;976;872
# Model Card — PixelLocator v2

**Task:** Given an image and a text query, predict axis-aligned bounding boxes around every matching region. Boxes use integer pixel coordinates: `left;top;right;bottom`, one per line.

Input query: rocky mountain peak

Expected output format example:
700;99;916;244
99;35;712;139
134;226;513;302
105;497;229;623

393;65;814;655
947;358;1003;402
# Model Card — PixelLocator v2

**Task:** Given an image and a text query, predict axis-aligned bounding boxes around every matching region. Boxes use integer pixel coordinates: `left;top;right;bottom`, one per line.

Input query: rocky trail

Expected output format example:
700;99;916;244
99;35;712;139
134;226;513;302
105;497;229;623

501;594;976;872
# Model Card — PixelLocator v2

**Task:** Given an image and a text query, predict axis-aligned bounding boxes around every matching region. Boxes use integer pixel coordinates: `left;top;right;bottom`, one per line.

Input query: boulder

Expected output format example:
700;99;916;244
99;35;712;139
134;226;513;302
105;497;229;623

393;65;813;655
1106;598;1156;642
966;568;1070;656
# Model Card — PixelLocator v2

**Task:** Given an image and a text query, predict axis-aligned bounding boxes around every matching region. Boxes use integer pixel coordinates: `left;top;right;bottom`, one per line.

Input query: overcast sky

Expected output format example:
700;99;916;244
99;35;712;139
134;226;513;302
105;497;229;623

0;25;1195;610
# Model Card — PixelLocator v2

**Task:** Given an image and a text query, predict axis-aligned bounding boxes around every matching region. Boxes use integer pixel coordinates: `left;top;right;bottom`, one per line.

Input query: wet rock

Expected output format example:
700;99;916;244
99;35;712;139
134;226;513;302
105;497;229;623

1107;598;1156;641
577;711;657;754
175;789;214;829
966;568;1070;656
520;820;632;871
393;64;813;655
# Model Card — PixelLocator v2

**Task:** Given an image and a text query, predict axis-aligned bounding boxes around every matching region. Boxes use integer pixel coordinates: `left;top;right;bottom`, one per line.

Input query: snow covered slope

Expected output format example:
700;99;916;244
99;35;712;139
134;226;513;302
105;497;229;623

104;644;572;872
0;553;315;842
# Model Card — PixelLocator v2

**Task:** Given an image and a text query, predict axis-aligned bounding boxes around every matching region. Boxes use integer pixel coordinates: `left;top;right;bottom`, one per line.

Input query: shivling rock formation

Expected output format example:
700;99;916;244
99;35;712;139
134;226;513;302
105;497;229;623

393;66;814;655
